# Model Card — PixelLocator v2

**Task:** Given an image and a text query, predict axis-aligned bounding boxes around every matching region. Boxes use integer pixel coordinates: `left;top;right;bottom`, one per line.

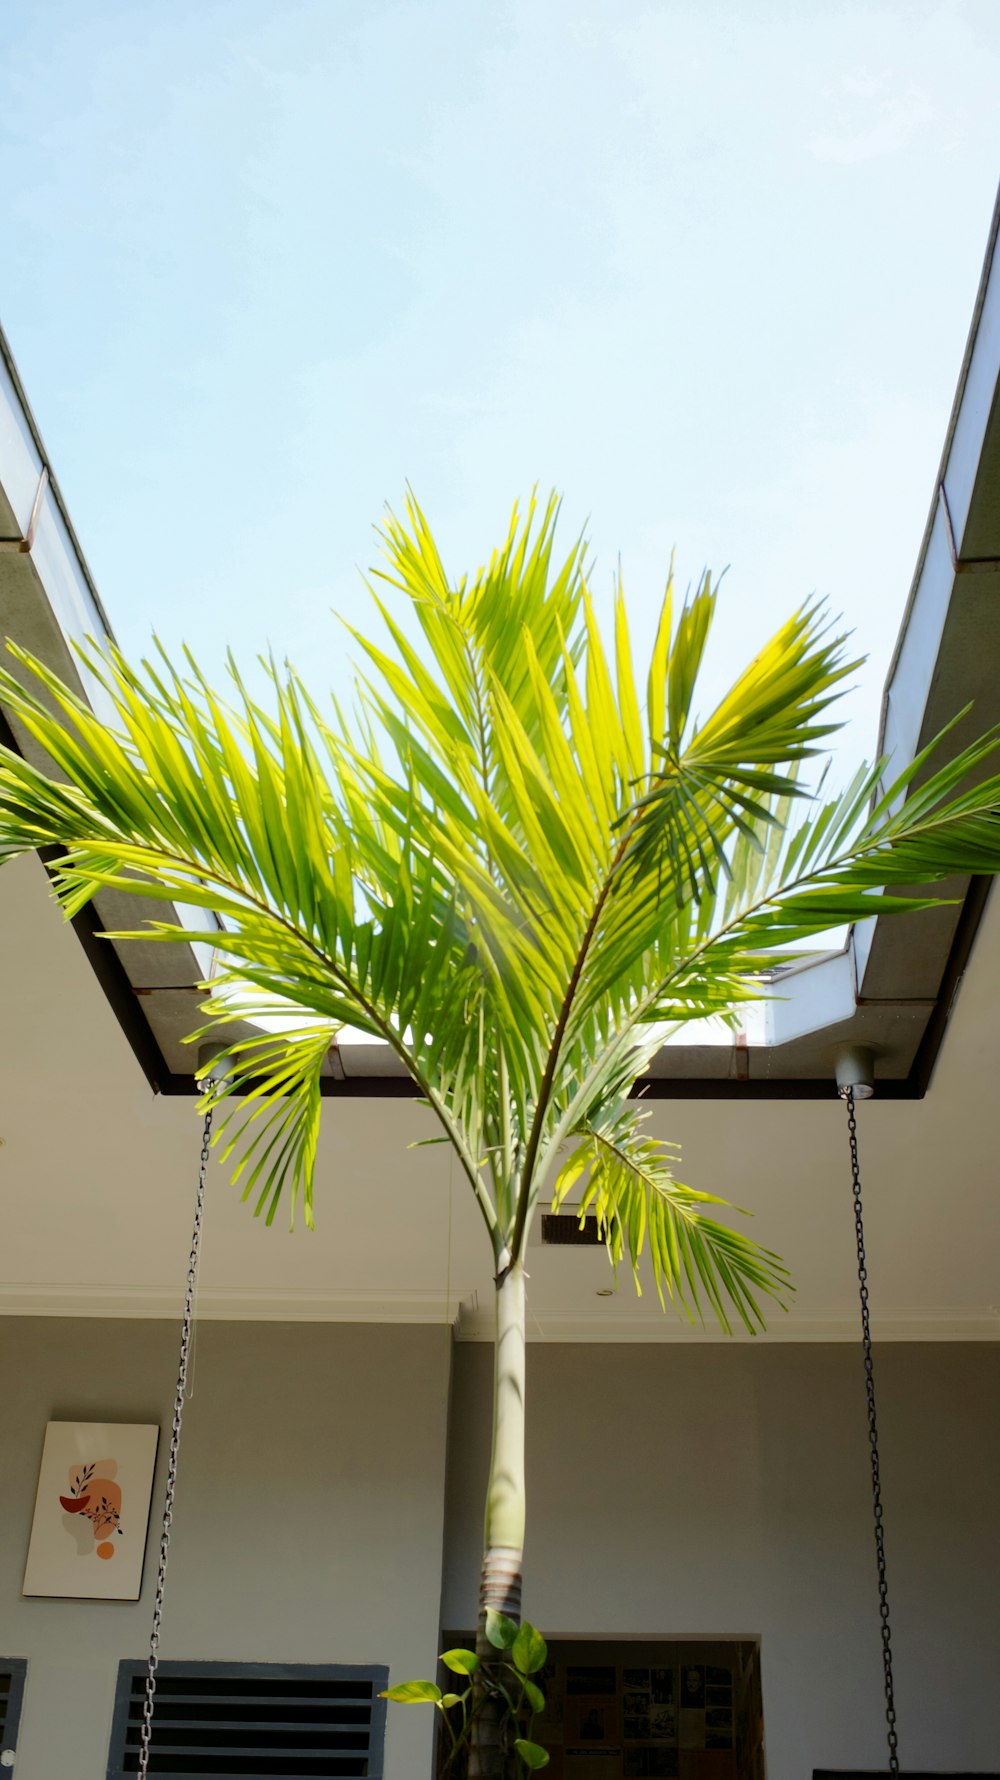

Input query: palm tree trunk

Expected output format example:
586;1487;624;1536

468;1258;527;1779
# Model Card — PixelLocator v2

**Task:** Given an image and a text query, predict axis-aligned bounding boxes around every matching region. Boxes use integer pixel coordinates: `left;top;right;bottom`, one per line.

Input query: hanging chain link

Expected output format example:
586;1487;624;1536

137;1102;213;1780
842;1085;900;1775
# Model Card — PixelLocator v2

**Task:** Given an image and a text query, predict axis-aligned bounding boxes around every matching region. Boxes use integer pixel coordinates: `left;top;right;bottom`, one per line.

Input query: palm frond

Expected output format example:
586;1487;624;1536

552;1102;791;1335
0;638;497;1232
3;493;1000;1336
199;1016;334;1229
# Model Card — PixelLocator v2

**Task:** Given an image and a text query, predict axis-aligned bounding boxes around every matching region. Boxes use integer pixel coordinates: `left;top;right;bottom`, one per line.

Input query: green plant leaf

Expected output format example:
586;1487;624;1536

512;1623;548;1675
441;1648;480;1675
485;1608;519;1650
515;1738;551;1769
440;1692;463;1709
522;1679;546;1713
380;1680;442;1704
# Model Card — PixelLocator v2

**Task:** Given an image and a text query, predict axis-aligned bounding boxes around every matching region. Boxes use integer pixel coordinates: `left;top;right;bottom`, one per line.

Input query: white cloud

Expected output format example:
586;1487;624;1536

841;67;890;100
809;80;937;164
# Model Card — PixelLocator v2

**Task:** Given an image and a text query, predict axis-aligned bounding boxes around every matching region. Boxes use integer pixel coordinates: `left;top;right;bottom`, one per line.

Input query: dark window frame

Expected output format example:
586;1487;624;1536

0;1658;28;1761
106;1659;389;1780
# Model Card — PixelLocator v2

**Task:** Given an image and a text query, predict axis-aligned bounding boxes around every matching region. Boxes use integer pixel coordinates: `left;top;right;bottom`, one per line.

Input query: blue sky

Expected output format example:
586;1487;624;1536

2;0;998;759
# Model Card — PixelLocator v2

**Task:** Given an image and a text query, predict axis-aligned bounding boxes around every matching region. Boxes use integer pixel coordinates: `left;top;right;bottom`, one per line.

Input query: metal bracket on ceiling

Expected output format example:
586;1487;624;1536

834;1042;875;1100
195;1041;231;1083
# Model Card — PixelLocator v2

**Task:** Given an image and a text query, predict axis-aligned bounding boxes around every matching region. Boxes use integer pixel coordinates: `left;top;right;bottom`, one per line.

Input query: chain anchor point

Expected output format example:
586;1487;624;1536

834;1042;875;1100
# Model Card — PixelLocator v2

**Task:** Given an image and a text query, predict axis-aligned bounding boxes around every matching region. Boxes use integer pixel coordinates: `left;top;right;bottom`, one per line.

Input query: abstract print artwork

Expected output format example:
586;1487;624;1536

23;1422;159;1600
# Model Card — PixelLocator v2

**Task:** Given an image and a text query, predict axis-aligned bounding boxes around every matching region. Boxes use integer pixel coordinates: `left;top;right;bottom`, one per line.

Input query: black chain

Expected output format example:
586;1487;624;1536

137;1102;213;1780
842;1086;900;1775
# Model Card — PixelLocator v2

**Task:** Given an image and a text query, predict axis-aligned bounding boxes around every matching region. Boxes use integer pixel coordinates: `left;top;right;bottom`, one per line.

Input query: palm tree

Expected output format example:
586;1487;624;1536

2;495;1000;1776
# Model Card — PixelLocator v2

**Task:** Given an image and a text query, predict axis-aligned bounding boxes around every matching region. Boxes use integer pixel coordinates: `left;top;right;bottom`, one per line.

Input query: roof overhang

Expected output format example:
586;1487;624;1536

2;195;999;1101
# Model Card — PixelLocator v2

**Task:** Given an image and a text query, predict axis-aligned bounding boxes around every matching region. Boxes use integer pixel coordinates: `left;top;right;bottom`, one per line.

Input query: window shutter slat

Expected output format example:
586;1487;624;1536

0;1659;27;1764
107;1662;388;1780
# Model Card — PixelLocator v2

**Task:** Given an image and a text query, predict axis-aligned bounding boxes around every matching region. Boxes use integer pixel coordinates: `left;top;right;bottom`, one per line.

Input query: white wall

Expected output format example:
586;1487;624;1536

0;1317;452;1780
6;1321;998;1780
442;1340;1000;1779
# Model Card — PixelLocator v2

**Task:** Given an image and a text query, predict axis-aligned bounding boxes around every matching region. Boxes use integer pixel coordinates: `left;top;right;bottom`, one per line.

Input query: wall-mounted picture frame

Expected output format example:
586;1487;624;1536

22;1421;159;1601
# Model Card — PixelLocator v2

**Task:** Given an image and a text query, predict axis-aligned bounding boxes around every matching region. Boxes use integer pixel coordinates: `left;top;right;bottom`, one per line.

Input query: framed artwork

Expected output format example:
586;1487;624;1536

22;1421;159;1600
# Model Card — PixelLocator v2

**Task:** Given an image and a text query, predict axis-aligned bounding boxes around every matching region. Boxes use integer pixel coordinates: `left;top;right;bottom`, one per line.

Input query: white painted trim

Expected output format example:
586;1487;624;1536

458;1305;1000;1343
0;1282;461;1324
3;1283;993;1342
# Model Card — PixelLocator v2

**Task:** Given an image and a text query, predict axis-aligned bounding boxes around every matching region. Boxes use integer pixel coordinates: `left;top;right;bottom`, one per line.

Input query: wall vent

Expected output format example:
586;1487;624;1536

106;1660;388;1779
541;1213;603;1247
0;1659;27;1767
